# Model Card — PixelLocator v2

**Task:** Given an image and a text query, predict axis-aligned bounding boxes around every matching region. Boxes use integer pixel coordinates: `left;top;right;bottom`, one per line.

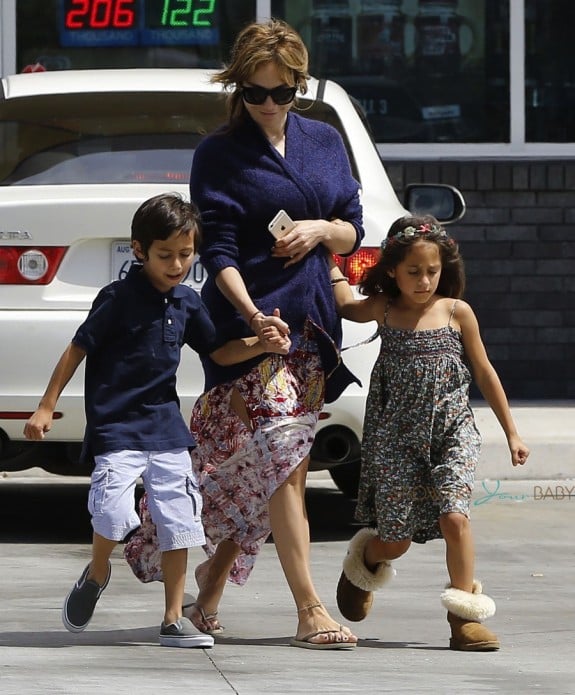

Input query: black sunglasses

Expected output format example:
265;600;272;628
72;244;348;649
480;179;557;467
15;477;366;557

241;85;297;105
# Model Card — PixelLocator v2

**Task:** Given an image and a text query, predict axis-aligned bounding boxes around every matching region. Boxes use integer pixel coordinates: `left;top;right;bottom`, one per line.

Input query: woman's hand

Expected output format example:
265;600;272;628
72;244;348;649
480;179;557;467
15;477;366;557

251;307;290;341
253;308;291;354
272;218;357;268
271;220;328;268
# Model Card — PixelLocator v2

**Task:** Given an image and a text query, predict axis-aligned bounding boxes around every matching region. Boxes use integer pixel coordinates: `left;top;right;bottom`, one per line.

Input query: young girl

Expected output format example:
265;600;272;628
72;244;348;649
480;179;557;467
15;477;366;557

330;215;529;651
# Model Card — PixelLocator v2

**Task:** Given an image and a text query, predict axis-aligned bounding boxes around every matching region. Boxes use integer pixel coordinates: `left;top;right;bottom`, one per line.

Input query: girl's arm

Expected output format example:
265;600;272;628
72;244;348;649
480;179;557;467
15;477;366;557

24;342;86;440
458;301;529;466
329;261;380;324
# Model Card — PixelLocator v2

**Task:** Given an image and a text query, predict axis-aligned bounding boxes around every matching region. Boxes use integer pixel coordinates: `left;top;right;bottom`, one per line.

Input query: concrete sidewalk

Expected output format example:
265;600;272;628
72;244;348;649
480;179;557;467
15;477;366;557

471;401;574;479
1;400;573;694
1;476;575;695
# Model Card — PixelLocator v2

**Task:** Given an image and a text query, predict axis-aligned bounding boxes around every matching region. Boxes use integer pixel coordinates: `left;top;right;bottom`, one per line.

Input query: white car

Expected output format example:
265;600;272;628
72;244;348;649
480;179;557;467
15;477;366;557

0;69;464;496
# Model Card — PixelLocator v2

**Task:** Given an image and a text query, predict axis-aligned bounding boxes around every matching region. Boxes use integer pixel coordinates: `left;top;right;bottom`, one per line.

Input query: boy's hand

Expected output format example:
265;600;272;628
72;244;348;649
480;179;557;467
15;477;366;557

508;434;530;466
251;307;290;338
261;328;291;354
23;407;54;440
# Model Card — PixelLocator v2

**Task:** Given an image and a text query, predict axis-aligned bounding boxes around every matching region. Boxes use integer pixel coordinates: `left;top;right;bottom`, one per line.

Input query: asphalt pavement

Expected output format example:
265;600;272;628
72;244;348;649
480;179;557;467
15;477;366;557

1;401;574;694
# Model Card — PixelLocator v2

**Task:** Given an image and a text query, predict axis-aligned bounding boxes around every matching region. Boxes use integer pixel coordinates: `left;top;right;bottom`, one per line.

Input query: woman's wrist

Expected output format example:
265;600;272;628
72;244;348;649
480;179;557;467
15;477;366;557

248;309;264;329
325;218;357;256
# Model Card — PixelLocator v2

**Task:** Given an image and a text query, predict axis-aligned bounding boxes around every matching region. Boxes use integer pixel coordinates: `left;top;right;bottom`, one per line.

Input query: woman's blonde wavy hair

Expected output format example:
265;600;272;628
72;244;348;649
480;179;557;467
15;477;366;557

212;19;309;128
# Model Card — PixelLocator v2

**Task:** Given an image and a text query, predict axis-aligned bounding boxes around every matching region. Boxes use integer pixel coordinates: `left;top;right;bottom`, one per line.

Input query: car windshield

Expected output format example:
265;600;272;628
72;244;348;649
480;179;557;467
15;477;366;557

0;91;359;185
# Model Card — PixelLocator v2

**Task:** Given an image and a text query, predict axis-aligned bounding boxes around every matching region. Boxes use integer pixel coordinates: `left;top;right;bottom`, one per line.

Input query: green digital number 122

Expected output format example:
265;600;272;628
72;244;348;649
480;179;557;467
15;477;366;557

161;0;215;27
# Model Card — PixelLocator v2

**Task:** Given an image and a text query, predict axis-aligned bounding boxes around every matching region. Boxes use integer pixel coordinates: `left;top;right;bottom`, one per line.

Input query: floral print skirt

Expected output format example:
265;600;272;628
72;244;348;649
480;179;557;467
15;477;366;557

124;330;324;586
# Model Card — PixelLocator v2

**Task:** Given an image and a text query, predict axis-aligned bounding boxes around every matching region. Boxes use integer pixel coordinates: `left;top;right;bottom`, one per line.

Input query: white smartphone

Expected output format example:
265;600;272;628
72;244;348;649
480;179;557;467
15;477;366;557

268;209;295;239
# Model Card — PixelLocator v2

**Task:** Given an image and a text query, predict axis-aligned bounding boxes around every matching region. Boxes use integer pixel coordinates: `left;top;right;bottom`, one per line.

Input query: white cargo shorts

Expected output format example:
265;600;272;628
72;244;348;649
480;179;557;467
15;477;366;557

88;448;205;551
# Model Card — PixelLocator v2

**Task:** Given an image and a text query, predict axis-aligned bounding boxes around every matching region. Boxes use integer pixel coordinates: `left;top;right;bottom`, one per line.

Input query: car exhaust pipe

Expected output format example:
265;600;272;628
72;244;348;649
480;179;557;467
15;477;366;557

312;425;360;465
320;431;353;463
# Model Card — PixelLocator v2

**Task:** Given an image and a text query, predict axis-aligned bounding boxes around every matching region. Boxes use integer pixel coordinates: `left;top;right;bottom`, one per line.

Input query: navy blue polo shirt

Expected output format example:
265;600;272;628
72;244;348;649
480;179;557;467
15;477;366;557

73;264;217;462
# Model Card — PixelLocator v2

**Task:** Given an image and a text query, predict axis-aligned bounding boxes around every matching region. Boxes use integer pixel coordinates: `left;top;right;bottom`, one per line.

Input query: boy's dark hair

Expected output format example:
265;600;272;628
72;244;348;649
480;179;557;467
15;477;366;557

131;193;202;258
360;215;465;299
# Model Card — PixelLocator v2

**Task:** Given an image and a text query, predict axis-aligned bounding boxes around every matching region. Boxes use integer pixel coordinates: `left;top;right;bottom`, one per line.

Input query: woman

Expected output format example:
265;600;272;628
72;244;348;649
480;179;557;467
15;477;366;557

127;19;363;650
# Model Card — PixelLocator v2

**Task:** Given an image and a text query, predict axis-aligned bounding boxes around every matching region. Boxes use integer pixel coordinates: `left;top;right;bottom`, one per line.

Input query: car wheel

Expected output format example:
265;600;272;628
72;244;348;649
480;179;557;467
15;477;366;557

329;460;360;499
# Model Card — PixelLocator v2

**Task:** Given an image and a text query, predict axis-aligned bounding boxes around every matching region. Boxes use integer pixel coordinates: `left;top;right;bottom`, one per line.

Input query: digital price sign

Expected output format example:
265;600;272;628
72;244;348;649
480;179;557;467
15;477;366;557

59;0;219;48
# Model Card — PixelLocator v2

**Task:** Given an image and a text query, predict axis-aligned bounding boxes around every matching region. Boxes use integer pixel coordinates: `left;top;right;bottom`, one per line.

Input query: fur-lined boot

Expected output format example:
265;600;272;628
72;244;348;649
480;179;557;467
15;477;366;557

441;580;500;651
336;528;395;622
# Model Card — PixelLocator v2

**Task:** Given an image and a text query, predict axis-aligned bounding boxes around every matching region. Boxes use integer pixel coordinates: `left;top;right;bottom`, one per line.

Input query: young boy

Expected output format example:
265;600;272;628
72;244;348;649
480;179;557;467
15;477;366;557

24;193;290;648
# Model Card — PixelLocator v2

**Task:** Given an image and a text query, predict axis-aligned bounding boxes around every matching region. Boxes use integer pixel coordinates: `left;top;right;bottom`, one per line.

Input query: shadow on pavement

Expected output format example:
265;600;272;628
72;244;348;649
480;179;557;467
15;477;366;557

0;480;358;543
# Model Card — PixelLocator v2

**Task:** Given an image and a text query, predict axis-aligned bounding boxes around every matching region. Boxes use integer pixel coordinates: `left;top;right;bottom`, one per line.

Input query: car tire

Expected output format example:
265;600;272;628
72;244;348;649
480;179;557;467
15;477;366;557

329;460;361;499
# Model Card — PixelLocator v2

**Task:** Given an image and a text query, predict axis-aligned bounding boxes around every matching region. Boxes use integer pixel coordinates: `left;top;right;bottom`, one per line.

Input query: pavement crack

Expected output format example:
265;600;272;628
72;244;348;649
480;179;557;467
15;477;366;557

206;650;240;694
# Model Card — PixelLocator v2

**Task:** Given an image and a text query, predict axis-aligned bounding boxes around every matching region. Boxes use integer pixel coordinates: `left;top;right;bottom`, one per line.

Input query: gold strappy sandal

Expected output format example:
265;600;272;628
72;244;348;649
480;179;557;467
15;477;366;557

183;602;224;635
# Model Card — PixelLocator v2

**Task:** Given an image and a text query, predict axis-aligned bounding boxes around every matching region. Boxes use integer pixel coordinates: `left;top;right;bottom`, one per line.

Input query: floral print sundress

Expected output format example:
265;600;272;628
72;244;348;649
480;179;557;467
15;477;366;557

355;300;481;544
124;323;325;586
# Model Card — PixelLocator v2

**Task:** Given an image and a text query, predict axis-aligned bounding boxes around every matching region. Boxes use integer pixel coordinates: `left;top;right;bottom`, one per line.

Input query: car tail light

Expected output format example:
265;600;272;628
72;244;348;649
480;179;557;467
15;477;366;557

334;247;380;286
0;247;68;284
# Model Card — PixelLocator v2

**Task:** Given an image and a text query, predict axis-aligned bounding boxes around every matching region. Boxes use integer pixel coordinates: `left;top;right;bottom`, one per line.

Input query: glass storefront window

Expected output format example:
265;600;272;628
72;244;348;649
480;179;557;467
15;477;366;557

272;0;509;144
7;1;574;152
525;0;575;143
16;0;256;71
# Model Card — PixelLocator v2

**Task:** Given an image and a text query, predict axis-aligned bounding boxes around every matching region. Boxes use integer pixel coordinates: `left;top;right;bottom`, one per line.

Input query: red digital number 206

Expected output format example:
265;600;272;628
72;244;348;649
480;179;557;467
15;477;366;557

65;0;136;29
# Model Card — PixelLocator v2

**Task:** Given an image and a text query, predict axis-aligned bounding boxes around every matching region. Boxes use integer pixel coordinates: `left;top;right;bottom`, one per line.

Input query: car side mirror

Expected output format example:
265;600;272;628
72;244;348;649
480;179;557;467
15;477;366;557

404;183;466;225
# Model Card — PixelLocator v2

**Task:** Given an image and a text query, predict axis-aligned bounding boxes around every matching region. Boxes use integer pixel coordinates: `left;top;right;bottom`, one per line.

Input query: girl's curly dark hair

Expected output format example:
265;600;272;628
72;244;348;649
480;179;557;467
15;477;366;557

360;215;465;299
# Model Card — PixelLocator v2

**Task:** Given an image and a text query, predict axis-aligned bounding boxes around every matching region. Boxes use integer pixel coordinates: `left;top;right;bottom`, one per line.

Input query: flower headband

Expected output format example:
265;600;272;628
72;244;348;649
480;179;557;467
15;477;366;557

381;222;448;251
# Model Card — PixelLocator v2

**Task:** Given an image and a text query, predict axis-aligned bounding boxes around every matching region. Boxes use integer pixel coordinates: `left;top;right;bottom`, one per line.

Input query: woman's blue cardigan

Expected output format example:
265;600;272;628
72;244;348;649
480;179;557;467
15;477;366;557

190;111;364;400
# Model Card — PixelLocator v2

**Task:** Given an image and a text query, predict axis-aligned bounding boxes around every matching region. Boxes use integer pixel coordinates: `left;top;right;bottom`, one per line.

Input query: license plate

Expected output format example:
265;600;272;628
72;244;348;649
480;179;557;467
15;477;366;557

110;240;206;292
